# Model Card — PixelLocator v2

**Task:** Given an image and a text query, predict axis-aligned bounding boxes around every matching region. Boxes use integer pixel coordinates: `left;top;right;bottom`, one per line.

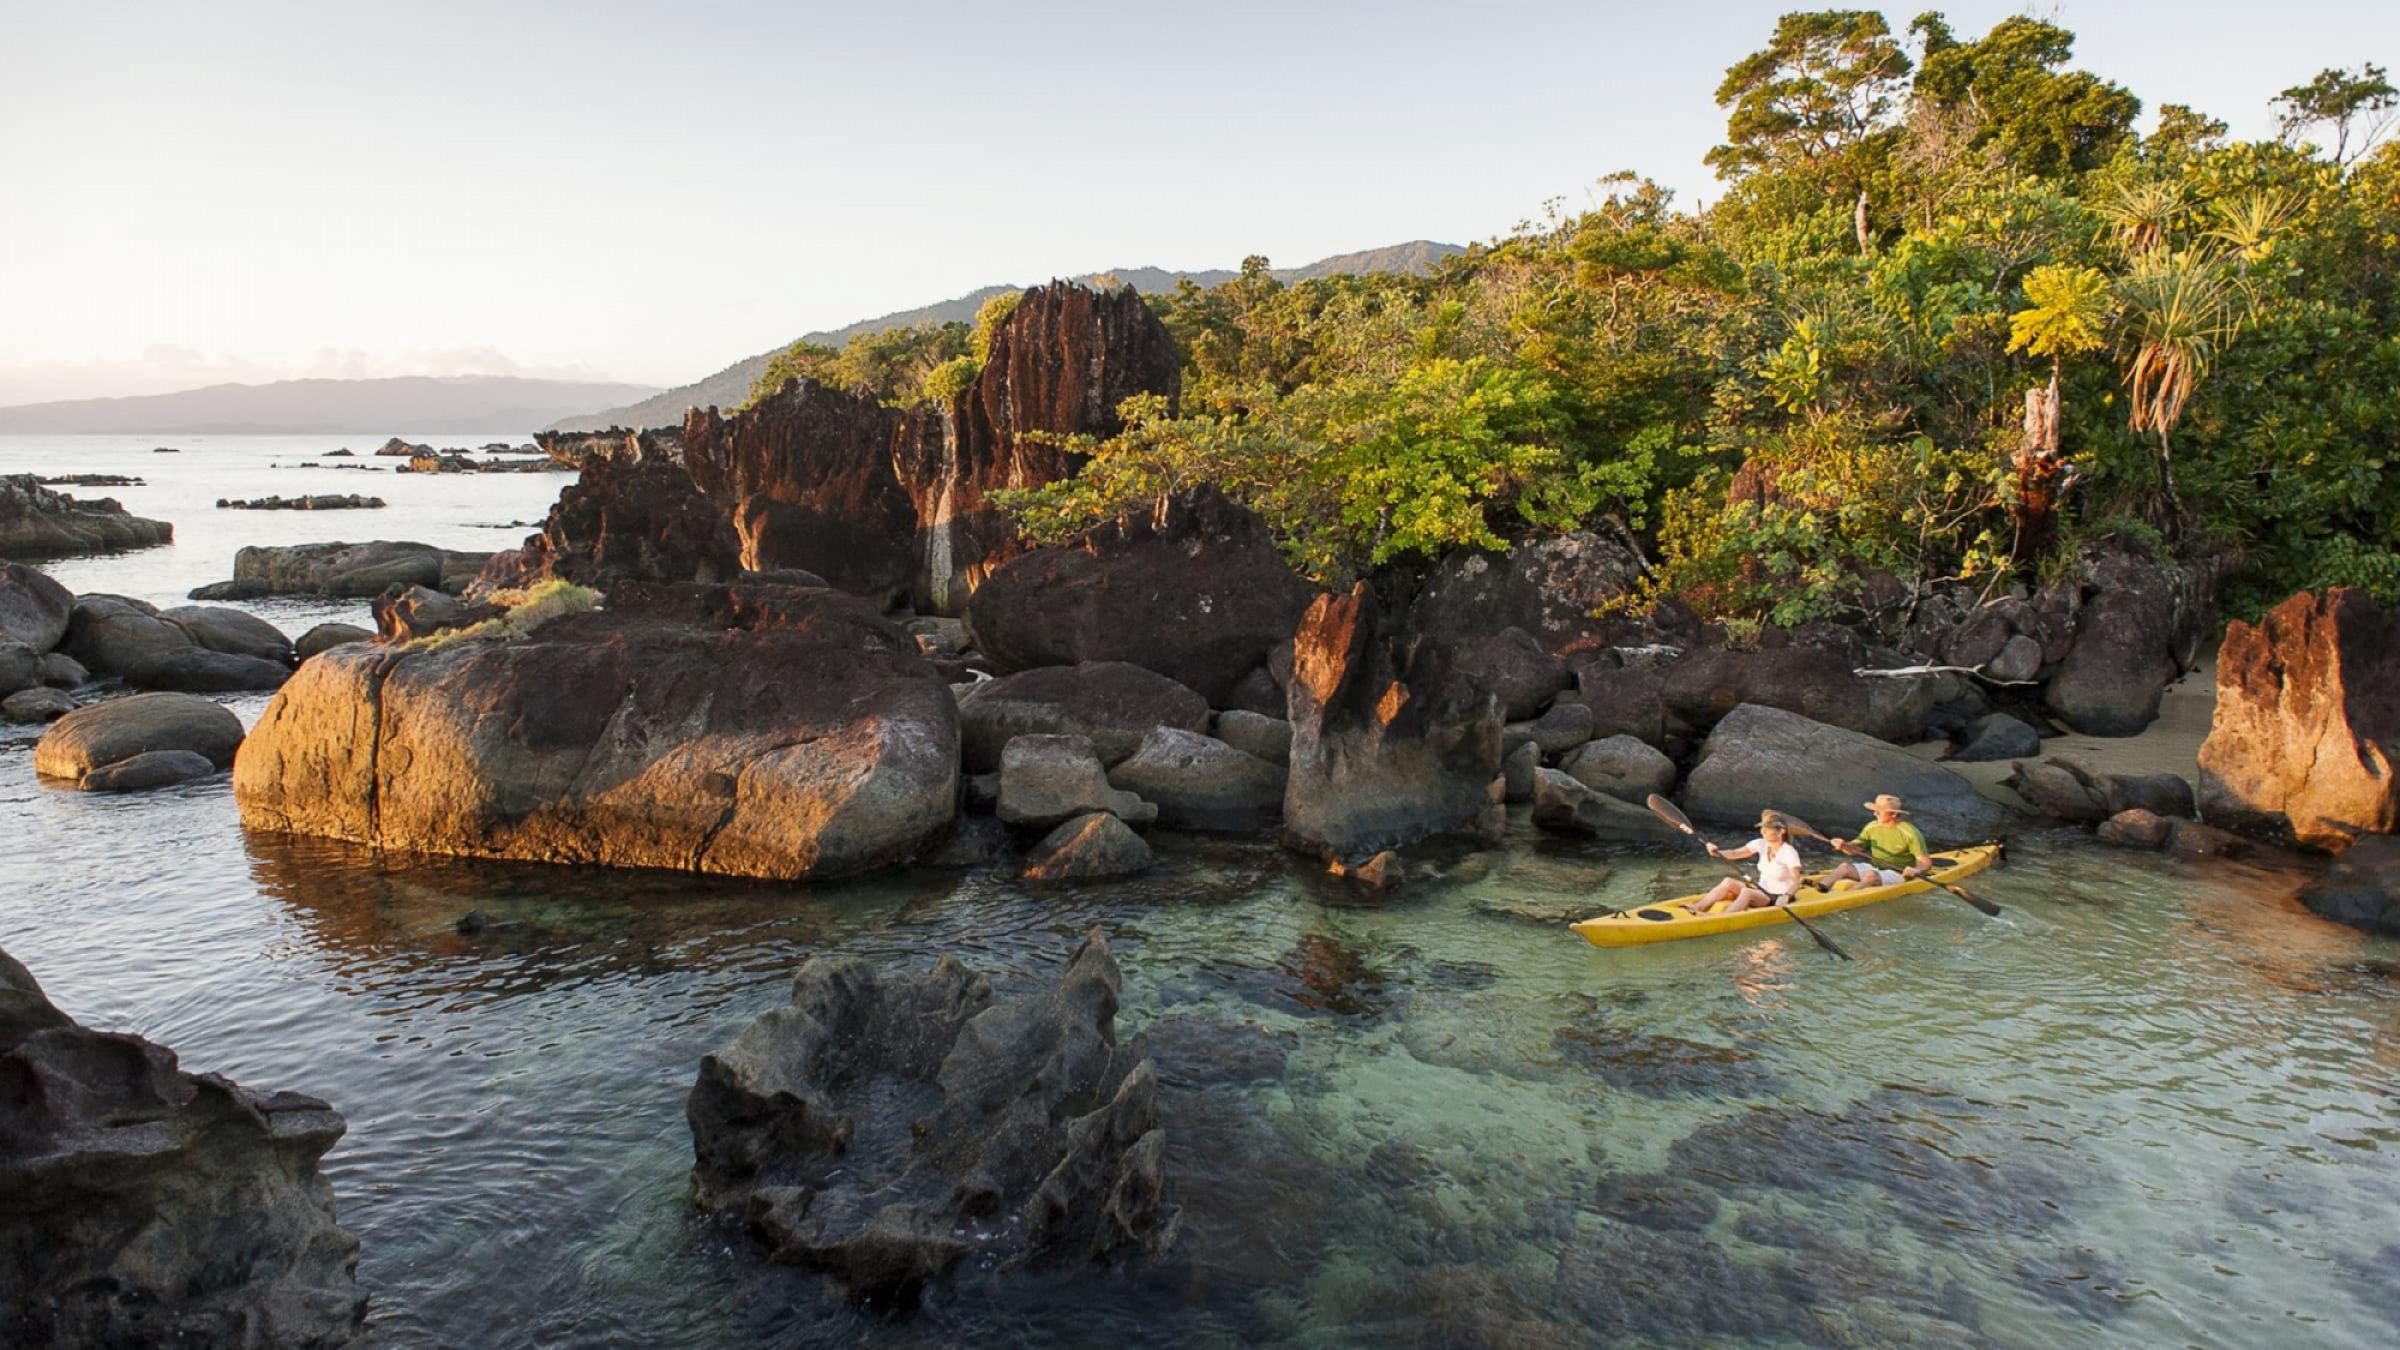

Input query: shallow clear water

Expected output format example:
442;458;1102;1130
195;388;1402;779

5;437;2399;1347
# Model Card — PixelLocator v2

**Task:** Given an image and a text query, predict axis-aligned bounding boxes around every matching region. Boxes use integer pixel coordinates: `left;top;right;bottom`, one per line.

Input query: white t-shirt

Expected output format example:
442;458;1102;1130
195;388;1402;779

1749;838;1804;897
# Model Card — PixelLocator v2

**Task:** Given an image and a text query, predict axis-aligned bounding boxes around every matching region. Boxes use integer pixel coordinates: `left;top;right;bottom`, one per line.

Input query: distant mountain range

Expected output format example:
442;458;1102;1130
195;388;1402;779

546;240;1463;433
0;375;663;436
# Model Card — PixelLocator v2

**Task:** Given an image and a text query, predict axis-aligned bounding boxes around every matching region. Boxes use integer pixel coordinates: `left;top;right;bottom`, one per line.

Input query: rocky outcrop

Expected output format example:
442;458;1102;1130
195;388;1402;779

373;437;429;457
685;929;1174;1304
480;454;741;590
2295;835;2400;936
2044;550;2213;735
163;605;296;665
236;582;959;880
1105;725;1287;833
684;283;1182;614
1950;712;2041;762
2198;588;2400;850
217;494;384;510
1281;583;1503;858
955;662;1211;772
534;425;682;469
1661;625;1936;743
0;562;73;652
0;946;366;1347
0;474;172;557
1406;532;1646;655
33;691;245;786
197;541;492;600
1681;703;2014;840
966;489;1314;705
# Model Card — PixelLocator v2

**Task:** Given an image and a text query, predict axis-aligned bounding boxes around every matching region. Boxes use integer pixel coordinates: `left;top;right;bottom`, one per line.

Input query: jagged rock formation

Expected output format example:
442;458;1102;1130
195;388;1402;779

2199;588;2400;849
681;282;1181;613
479;454;741;590
235;582;959;880
966;488;1314;705
1;946;367;1346
533;425;683;468
685;928;1175;1304
0;474;172;557
1281;583;1503;858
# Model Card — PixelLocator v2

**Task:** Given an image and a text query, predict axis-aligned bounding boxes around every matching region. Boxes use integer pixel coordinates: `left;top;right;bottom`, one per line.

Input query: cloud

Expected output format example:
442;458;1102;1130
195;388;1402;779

0;347;624;407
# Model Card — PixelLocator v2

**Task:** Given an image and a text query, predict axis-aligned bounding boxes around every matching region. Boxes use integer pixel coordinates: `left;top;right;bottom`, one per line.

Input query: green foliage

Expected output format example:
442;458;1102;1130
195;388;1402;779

742;322;972;409
2008;264;2111;362
409;580;602;651
2274;64;2399;166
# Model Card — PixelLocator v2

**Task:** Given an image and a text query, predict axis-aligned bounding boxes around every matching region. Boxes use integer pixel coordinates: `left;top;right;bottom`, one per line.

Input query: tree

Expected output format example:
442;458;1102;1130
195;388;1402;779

2005;264;2111;558
2115;250;2244;532
1908;15;2140;177
2275;64;2399;167
1708;10;1912;250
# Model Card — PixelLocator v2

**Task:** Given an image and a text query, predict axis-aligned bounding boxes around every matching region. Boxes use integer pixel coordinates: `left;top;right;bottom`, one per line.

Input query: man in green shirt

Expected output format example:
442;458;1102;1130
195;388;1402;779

1827;794;1933;888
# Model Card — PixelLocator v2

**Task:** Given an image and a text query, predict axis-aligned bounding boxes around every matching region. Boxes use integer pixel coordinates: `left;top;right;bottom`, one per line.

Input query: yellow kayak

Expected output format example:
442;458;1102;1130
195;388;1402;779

1569;846;2000;948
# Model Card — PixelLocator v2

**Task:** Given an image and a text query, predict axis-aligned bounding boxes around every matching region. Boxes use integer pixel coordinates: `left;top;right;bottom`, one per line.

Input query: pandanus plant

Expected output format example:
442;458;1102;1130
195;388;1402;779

2113;248;2244;535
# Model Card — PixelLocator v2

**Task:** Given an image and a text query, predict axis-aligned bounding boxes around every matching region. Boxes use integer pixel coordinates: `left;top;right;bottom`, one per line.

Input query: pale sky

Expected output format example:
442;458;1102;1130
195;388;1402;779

2;0;2393;405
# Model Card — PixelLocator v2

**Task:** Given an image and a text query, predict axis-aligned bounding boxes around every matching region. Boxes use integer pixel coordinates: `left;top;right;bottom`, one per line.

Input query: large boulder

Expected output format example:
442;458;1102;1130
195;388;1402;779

965;488;1314;705
0;946;366;1347
295;623;372;661
996;734;1157;831
236;583;959;880
955;662;1211;772
0;474;172;557
1281;583;1503;858
2294;835;2400;936
1105;725;1287;833
2045;550;2210;735
685;929;1174;1304
1559;734;1676;804
2;686;73;723
1023;812;1157;881
1681;703;2014;840
0;561;73;652
58;593;193;680
0;639;35;697
1950;712;2041;763
1407;532;1647;654
2199;588;2400;850
1561;644;1681;747
164;605;295;665
1465;627;1571;721
1212;709;1292;766
1531;768;1688;844
142;647;294;692
33;691;245;780
209;541;490;599
1661;625;1937;743
480;454;740;590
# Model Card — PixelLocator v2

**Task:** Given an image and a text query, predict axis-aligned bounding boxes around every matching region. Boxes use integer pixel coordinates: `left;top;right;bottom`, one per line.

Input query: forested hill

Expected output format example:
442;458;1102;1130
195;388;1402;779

0;375;661;435
545;241;1461;432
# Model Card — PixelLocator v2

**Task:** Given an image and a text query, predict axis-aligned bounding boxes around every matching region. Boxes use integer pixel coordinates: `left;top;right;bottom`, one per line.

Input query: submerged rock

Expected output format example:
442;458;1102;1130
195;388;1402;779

0;945;366;1346
685;929;1175;1304
235;582;959;881
2295;835;2400;935
2199;588;2400;850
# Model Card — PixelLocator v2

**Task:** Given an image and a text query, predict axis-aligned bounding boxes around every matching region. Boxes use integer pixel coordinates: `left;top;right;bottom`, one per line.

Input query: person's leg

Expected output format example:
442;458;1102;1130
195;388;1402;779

1683;879;1740;912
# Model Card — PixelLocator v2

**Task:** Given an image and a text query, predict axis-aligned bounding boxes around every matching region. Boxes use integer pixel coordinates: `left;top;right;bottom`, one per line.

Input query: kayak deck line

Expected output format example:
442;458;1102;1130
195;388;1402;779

1568;845;2001;948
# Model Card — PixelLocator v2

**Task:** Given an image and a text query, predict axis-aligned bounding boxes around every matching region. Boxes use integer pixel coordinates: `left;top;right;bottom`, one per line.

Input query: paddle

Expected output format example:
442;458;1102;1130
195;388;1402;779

1776;812;2001;917
1642;794;1852;961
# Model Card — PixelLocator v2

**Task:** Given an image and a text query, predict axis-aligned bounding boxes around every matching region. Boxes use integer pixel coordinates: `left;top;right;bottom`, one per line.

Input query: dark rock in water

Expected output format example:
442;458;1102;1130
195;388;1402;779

78;748;219;792
1501;739;1540;803
60;596;290;690
218;493;384;510
2095;808;2173;849
1471;890;1611;924
2006;756;2193;824
481;454;740;591
1327;849;1405;889
1553;1026;1780;1098
36;651;87;687
956;661;1211;771
34;691;245;780
37;472;143;487
0;561;74;652
0;473;173;558
1950;711;2041;762
967;488;1313;705
1282;583;1502;858
143;646;293;692
2;686;74;723
186;577;272;601
1683;703;2013;839
685;928;1175;1304
2046;549;2213;736
374;437;429;457
1588;1169;1724;1232
2295;835;2400;936
919;814;1015;869
164;604;295;665
1106;725;1285;833
2163;818;2250;858
2013;1247;2137;1324
210;540;491;599
2200;587;2400;850
0;945;366;1346
0;638;34;698
295;622;373;661
1553;1220;1806;1342
1407;532;1646;655
1023;811;1156;882
59;593;193;681
455;908;492;935
236;583;958;881
1532;768;1687;844
997;734;1156;831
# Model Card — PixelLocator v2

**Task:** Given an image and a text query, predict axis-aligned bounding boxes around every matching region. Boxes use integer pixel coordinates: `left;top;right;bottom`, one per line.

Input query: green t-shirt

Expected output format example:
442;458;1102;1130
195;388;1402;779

1854;819;1929;869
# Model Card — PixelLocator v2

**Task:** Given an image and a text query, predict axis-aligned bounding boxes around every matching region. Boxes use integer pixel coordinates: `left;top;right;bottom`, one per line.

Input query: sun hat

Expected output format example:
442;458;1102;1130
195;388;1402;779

1862;794;1910;815
1756;810;1788;829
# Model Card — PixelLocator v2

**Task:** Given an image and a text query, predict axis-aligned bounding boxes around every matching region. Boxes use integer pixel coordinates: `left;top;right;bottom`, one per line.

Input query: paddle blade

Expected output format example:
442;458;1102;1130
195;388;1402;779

1645;794;1699;837
1939;881;2002;917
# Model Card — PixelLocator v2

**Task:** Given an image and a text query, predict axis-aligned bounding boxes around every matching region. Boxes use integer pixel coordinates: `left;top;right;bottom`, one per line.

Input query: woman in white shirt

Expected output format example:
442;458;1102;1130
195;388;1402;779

1676;812;1806;914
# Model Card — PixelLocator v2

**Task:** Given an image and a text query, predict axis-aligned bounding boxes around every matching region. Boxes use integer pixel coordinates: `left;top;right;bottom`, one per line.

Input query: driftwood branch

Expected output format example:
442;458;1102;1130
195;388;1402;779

1852;662;2039;688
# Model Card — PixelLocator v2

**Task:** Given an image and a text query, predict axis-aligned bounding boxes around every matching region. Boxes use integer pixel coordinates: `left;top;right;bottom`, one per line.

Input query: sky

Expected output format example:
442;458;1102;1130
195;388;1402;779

2;0;2395;405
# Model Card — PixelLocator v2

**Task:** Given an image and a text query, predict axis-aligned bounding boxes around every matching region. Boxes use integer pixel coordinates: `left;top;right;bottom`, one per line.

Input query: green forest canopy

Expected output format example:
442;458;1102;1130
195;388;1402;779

759;11;2400;625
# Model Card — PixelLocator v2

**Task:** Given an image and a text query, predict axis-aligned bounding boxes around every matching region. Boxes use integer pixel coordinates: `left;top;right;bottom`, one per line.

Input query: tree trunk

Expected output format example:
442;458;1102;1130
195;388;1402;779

2009;375;2064;564
1854;190;1872;256
2155;427;2185;540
